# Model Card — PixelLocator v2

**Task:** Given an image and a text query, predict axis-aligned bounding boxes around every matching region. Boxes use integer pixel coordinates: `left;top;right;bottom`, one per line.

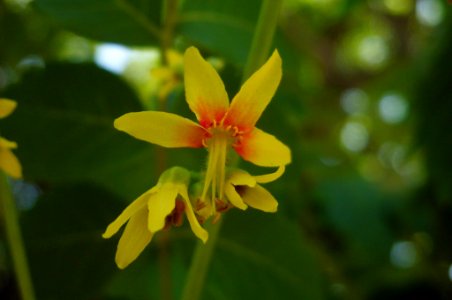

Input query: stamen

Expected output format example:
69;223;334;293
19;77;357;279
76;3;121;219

200;124;241;218
218;136;227;199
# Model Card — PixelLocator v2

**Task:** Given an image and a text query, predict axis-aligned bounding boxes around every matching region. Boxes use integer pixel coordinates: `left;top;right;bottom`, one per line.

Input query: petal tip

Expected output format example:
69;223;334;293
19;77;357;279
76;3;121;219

271;49;281;62
102;226;115;239
115;258;129;270
113;116;124;130
200;231;209;243
184;46;200;59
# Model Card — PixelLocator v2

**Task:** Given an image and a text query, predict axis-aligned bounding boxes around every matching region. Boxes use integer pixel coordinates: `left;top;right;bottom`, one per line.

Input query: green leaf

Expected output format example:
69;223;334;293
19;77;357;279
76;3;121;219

34;0;162;45
178;0;260;66
315;177;393;266
205;211;326;300
178;1;301;83
104;211;326;299
21;183;124;300
415;19;452;201
3;63;156;198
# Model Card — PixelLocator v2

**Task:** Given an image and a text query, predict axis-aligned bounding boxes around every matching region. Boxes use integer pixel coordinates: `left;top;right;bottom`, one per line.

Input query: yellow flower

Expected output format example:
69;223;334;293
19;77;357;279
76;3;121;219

114;46;291;217
198;167;285;219
151;49;183;101
102;167;207;269
0;99;22;178
224;167;284;212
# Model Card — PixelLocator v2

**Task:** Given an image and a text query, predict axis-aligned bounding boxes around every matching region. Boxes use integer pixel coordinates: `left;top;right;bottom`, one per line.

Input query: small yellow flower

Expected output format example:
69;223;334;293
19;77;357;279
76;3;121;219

224;167;284;212
114;46;291;217
198;167;285;219
102;167;207;269
151;49;183;101
0;99;22;178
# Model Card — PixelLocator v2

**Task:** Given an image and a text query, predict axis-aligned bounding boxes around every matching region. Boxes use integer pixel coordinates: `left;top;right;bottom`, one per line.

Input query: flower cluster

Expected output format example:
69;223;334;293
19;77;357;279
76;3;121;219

0;99;22;179
104;47;291;268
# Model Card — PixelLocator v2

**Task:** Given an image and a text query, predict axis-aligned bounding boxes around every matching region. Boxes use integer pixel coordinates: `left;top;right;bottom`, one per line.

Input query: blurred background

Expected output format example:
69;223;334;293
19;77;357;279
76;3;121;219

0;0;451;299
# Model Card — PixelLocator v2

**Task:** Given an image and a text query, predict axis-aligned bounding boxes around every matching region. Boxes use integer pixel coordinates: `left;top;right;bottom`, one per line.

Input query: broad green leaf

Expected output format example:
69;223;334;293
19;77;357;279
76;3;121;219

178;0;259;66
3;63;156;198
178;0;301;86
103;211;325;300
34;0;163;45
21;183;124;300
315;177;393;266
204;211;325;300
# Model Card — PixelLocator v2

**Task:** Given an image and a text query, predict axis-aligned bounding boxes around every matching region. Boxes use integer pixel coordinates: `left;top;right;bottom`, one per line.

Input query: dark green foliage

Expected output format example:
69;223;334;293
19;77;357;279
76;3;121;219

0;0;451;299
3;63;156;198
34;0;163;45
21;184;123;300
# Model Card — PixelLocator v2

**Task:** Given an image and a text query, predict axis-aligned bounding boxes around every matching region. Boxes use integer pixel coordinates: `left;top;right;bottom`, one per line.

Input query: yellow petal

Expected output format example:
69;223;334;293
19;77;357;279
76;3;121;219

254;166;285;184
227;169;256;187
166;49;183;68
225;184;247;210
223;50;282;131
224;169;255;210
179;187;208;242
0;148;22;178
184;47;229;127
147;185;178;232
241;184;278;212
115;207;153;269
151;67;173;81
103;187;156;239
234;128;291;167
0;137;17;149
114;111;206;148
0;99;17;119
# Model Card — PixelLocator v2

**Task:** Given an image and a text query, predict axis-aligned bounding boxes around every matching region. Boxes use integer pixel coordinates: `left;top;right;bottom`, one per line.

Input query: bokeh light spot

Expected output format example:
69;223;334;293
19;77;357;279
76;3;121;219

11;179;41;211
341;88;369;115
5;0;32;10
390;241;417;268
358;35;389;68
340;121;369;152
383;0;413;15
379;93;409;124
95;44;132;74
448;265;452;281
416;0;444;27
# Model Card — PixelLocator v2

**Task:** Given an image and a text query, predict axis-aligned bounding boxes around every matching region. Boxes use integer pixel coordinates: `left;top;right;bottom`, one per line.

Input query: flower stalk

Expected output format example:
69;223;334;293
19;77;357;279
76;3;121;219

180;217;223;300
180;0;284;299
0;172;35;300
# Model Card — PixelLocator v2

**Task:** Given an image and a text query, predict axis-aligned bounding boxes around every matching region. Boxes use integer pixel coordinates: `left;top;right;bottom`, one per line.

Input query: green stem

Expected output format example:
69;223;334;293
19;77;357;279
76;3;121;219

156;3;179;299
160;0;179;64
180;1;283;299
243;0;284;80
0;172;35;300
180;218;223;300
